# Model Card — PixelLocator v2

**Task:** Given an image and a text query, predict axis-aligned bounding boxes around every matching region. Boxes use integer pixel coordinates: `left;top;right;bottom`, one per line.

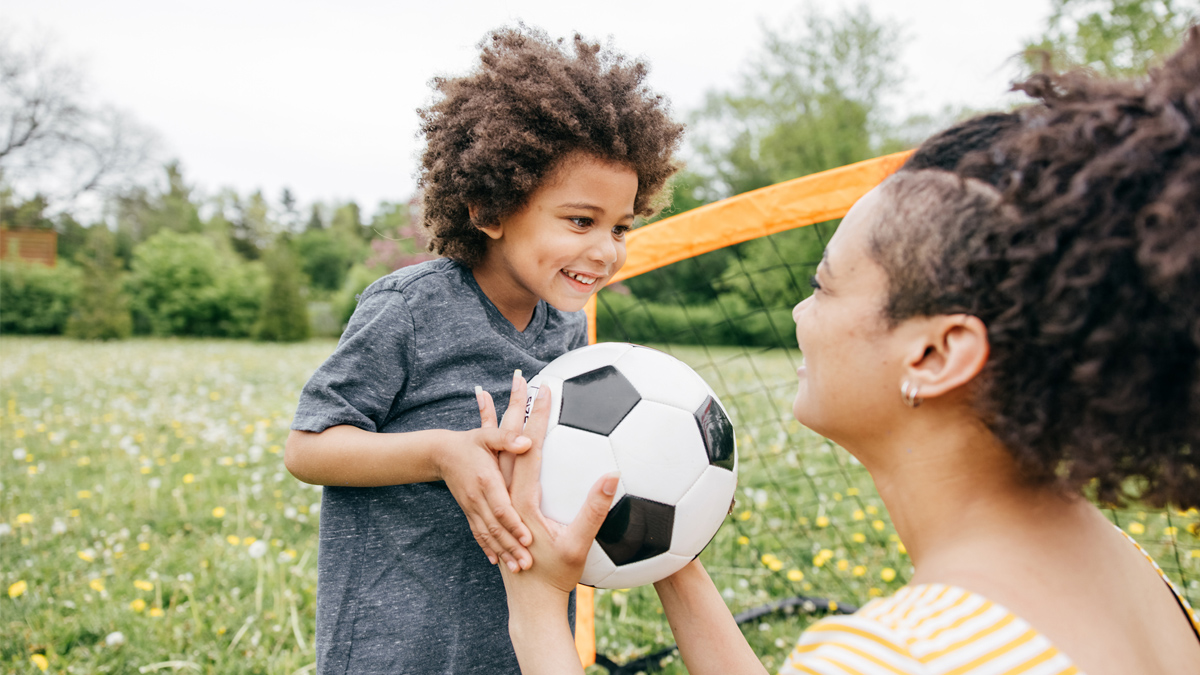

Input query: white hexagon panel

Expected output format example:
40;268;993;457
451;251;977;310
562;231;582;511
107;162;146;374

614;345;712;412
538;425;622;527
609;401;708;505
538;342;634;382
669;465;739;558
594;552;694;590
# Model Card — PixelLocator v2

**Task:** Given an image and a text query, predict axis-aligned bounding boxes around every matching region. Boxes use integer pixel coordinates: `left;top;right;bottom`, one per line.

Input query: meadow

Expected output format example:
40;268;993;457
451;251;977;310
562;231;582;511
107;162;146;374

2;337;1197;674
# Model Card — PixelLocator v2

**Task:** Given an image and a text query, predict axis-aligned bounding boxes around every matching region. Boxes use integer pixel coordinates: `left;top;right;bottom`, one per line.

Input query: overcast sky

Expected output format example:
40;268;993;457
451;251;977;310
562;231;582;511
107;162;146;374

4;0;1052;215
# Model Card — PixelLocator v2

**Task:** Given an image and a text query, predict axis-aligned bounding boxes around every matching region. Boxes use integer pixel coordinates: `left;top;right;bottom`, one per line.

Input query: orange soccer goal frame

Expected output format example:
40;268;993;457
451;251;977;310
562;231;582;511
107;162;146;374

574;149;913;666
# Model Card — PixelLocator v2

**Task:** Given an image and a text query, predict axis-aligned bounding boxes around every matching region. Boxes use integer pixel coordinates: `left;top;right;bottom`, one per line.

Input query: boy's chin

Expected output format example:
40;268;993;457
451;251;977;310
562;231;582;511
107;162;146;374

544;294;593;313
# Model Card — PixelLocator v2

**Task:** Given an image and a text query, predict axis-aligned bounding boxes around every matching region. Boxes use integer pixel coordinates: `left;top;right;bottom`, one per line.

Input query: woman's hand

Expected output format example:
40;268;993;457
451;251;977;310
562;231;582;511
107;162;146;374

490;381;621;674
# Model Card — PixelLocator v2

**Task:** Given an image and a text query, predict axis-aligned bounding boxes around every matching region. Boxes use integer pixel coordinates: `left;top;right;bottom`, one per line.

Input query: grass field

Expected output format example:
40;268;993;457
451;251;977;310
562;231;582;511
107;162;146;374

2;337;1197;674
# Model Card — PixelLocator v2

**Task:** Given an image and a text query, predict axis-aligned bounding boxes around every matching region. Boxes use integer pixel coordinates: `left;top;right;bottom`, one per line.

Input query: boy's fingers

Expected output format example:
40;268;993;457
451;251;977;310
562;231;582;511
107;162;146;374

499;370;528;433
476;386;498;429
562;472;620;556
478;428;531;455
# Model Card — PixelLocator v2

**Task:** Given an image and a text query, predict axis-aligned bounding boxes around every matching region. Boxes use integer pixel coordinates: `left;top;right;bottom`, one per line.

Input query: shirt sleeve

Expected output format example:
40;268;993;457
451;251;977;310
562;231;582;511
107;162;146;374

777;615;928;675
291;289;416;433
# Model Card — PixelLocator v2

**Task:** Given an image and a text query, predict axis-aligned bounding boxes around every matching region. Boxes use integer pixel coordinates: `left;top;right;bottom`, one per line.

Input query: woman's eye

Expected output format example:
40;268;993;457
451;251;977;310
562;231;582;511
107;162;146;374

809;275;822;291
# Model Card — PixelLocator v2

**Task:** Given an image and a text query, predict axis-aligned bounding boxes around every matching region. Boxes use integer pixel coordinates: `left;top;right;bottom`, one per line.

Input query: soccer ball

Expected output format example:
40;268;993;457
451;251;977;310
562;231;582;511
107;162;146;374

527;342;738;589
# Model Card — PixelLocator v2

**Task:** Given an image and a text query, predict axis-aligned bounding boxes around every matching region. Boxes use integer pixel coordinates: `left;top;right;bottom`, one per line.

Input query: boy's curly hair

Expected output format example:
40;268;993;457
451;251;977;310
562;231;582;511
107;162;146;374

417;26;685;266
873;28;1200;508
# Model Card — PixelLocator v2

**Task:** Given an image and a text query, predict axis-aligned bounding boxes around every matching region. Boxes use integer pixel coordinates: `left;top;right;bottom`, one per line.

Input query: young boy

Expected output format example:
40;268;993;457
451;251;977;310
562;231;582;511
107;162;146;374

284;26;683;674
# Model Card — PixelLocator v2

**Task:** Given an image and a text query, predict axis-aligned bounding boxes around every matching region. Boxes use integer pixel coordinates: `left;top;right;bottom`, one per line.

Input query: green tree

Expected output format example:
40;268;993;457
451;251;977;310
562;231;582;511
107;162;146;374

1025;0;1199;76
293;227;364;292
66;226;132;339
254;244;310;342
0;259;79;334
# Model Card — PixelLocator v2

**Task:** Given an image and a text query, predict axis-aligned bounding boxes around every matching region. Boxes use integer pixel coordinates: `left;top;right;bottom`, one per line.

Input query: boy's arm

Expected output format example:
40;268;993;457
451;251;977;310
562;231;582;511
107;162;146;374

654;560;769;675
284;412;535;573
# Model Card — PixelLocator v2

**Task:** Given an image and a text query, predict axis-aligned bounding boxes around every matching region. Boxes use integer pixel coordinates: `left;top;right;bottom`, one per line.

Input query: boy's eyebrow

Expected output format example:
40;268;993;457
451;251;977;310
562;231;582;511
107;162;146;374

558;202;636;220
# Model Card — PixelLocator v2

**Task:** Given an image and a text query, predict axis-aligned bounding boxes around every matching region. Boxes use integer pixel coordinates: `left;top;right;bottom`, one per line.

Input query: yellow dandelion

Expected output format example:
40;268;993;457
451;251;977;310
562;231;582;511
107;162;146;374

832;492;842;501
868;587;883;597
209;391;221;401
815;516;830;528
138;542;150;551
219;457;233;466
828;601;838;611
149;607;164;617
797;516;809;526
846;488;859;496
8;580;27;598
212;507;226;518
217;626;227;635
170;453;182;463
836;559;849;571
866;505;878;515
77;456;91;466
129;598;147;612
77;490;92;499
140;467;151;475
70;440;80;448
243;536;257;546
77;550;94;562
738;510;751;521
852;509;865;521
897;542;908;555
134;580;154;591
15;429;25;438
852;533;866;543
182;473;195;484
1127;522;1145;535
881;567;897;582
1163;526;1178;537
30;654;48;672
737;536;749;545
226;535;241;546
787;569;804;582
69;509;80;518
16;513;33;525
853;566;867;577
27;466;37;475
760;554;778;565
872;520;886;532
768;559;783;571
269;445;281;454
88;578;105;592
243;424;255;434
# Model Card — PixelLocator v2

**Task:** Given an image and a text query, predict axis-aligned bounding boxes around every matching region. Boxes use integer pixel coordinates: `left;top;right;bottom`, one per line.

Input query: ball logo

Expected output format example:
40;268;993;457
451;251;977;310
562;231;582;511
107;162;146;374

528;342;738;588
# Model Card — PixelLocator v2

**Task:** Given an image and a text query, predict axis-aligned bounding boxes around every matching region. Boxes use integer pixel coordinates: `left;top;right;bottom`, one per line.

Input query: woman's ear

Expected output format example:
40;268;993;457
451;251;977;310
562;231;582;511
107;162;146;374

469;204;503;240
902;314;989;401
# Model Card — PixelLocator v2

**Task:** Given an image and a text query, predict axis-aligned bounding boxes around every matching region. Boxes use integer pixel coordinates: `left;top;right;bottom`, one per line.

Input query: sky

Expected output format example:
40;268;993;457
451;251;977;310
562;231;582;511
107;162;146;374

3;0;1052;216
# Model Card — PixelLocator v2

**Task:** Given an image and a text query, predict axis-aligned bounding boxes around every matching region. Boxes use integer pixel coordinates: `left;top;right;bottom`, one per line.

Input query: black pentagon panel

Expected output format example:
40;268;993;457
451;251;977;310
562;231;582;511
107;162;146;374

596;495;674;566
694;396;735;470
560;366;641;436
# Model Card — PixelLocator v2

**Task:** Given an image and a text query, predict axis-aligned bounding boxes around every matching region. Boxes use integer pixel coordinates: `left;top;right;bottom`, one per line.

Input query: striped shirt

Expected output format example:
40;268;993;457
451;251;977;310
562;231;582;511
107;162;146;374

779;533;1199;675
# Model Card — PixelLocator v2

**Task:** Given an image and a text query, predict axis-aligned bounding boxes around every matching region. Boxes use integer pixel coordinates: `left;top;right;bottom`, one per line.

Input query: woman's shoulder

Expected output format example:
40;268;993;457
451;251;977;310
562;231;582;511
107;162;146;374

780;584;1077;675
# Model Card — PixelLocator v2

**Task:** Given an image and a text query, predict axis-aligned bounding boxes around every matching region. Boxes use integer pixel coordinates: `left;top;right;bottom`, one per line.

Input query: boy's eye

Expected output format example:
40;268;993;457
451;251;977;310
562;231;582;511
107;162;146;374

569;217;593;228
612;224;631;238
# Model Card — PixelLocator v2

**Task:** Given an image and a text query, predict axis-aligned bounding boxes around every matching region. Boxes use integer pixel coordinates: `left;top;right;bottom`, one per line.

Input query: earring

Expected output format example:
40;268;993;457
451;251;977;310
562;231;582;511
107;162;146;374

901;381;922;408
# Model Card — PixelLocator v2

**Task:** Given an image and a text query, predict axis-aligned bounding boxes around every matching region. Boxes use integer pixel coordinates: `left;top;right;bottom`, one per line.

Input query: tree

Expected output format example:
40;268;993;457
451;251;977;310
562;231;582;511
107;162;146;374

0;33;158;213
254;244;310;342
66;226;132;339
1025;0;1199;76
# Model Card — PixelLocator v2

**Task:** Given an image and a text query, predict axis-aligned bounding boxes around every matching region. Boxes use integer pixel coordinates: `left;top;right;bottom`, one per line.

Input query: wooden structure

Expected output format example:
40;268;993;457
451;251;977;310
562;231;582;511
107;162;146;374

0;229;58;267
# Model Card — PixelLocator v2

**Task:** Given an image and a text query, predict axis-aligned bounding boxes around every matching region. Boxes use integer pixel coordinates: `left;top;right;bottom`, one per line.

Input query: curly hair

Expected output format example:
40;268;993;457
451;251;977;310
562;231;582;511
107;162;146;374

872;29;1200;508
417;26;685;266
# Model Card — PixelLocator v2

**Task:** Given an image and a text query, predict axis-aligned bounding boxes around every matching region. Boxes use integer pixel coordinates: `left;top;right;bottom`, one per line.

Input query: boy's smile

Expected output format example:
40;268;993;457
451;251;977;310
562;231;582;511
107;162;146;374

472;153;638;331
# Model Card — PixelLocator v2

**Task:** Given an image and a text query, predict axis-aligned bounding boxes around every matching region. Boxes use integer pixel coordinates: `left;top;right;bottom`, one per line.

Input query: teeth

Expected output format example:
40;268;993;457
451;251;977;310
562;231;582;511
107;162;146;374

564;271;597;285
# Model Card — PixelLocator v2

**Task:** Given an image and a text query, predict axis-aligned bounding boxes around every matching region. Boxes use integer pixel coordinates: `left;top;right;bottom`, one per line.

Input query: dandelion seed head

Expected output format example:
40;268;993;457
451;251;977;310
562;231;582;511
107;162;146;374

105;631;125;647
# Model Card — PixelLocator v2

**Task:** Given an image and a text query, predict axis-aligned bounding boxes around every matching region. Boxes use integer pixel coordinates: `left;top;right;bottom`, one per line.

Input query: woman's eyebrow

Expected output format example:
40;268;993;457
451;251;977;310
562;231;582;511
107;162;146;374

819;250;833;279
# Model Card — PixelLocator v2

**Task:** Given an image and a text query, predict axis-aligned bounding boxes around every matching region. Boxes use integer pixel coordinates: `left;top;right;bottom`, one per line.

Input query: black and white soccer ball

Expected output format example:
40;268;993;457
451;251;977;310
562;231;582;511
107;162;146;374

527;342;738;589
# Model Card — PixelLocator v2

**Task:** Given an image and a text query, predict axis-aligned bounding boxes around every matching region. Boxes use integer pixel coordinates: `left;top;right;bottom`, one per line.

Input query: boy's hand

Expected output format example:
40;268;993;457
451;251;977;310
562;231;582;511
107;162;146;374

440;371;534;573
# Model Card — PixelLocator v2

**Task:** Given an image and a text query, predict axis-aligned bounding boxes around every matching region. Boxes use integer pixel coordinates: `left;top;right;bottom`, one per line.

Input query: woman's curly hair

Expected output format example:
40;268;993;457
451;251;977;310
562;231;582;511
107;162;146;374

873;28;1200;508
417;26;685;266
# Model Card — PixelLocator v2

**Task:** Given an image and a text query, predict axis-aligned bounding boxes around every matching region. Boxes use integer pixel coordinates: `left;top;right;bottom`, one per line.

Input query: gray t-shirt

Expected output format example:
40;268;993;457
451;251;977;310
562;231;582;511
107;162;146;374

292;258;587;675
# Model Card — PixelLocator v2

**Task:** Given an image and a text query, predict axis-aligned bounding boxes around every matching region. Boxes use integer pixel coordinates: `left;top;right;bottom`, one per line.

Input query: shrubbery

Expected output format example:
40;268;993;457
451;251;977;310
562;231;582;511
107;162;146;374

597;289;797;348
125;231;265;337
254;246;310;342
66;230;132;340
0;259;81;334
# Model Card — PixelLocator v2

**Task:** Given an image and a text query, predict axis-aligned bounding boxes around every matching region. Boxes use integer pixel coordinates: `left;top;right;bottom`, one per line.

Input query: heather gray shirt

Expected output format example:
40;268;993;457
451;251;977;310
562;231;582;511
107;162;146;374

292;258;587;675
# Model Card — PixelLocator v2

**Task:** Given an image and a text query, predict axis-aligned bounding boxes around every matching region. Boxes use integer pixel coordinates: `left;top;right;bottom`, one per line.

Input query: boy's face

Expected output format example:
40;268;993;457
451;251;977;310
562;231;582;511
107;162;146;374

476;153;637;317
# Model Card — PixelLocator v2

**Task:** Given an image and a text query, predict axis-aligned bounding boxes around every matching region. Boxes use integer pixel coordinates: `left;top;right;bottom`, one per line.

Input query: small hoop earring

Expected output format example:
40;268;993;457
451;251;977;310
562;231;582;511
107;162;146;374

901;381;922;408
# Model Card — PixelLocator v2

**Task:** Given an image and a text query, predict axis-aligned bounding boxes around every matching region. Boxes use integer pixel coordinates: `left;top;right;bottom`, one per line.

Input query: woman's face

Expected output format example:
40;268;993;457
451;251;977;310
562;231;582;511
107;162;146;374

791;185;909;445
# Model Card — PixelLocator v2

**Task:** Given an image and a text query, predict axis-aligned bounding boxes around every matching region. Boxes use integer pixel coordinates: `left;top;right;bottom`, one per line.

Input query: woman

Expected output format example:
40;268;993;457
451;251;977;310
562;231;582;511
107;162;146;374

493;30;1200;675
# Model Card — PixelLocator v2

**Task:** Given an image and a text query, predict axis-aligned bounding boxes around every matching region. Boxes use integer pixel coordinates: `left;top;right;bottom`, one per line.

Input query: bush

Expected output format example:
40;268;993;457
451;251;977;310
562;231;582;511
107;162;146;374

597;289;797;348
125;231;266;337
293;228;363;293
66;228;133;340
0;259;80;334
254;246;310;342
333;264;385;329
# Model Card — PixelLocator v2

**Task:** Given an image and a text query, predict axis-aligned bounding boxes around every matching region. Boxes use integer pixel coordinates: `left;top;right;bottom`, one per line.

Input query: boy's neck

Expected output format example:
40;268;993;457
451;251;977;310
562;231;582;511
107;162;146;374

471;261;538;332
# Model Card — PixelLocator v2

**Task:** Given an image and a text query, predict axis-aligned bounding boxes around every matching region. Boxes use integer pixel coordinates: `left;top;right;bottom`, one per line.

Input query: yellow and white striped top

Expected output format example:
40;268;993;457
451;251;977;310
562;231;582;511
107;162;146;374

778;537;1199;675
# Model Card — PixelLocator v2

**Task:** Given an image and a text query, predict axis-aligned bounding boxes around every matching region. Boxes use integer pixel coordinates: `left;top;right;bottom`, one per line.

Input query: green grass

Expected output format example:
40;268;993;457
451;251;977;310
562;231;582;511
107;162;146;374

1;337;1197;674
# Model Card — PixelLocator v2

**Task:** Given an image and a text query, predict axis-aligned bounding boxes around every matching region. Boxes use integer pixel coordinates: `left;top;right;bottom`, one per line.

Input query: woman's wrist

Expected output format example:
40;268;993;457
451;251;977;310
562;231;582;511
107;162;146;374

506;583;572;640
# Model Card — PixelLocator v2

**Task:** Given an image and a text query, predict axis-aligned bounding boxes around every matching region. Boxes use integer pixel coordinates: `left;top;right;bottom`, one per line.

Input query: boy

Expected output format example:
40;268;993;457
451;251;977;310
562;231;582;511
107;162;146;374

285;26;683;674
